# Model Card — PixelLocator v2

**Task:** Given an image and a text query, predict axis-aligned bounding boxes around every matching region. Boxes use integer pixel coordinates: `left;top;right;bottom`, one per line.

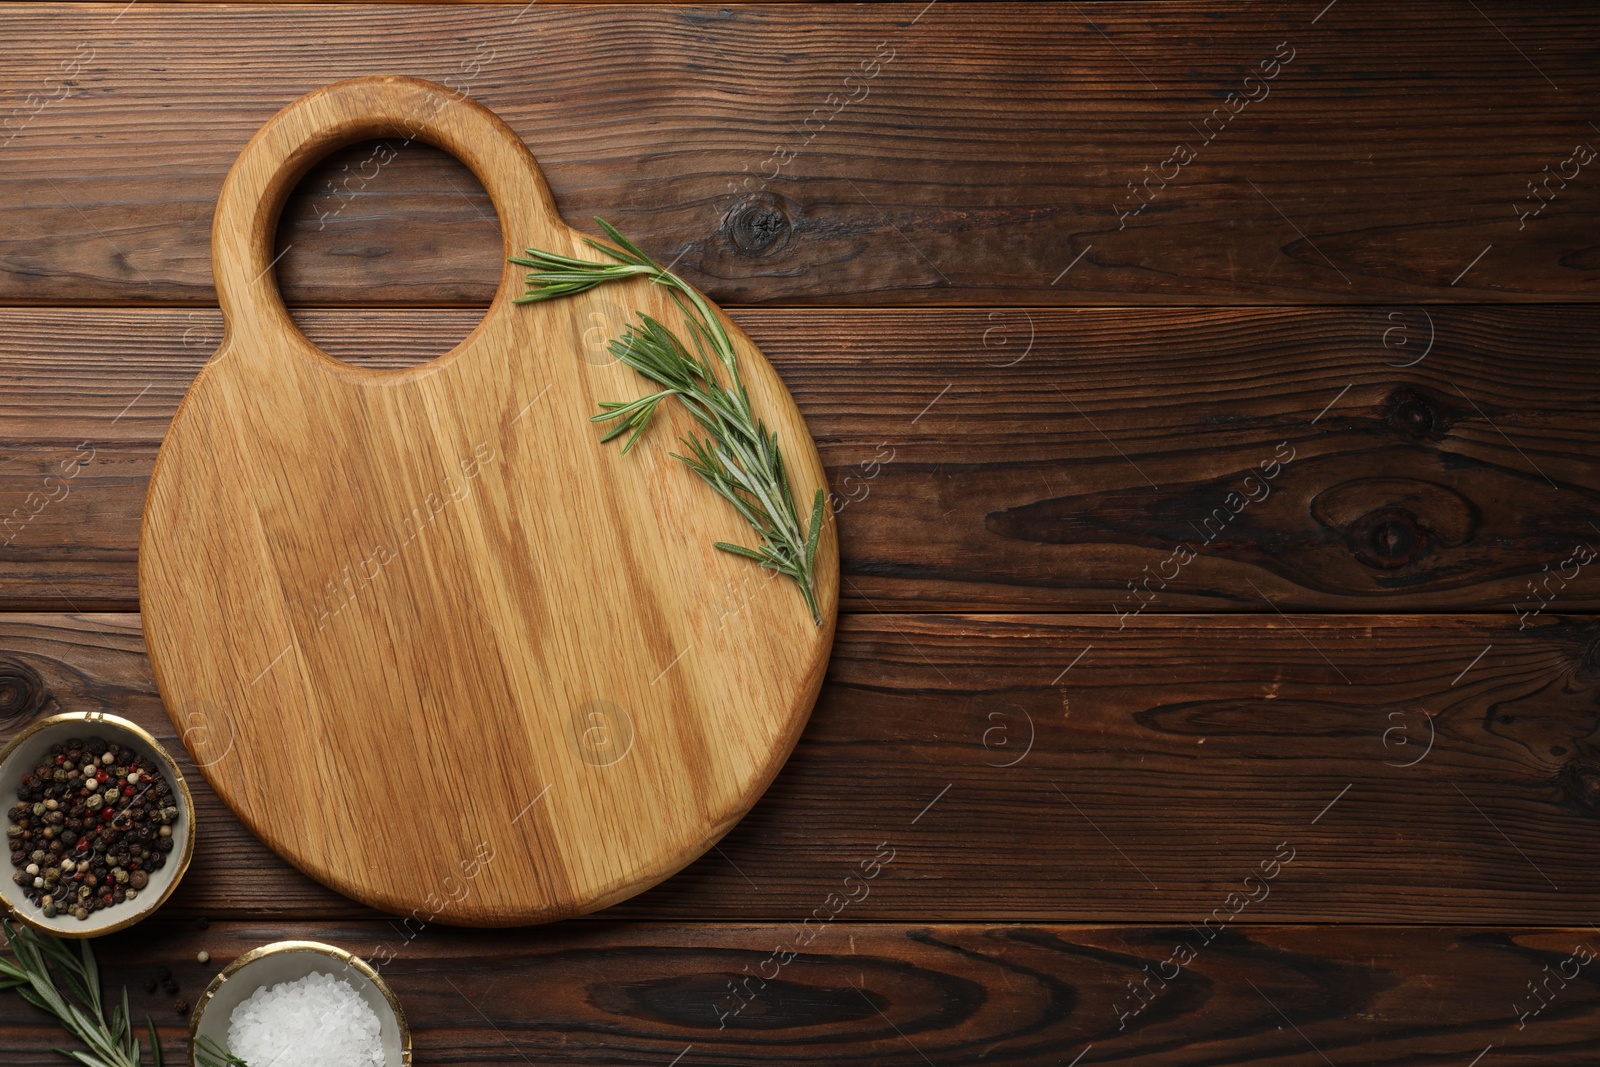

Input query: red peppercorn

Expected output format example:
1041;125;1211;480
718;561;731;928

123;787;134;797
101;809;114;821
95;771;107;783
54;755;64;765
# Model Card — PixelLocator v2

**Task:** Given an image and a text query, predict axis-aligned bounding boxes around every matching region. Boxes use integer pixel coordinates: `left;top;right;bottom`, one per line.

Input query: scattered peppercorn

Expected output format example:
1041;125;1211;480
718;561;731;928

144;976;158;993
174;998;188;1016
197;951;210;964
195;916;209;930
7;737;177;921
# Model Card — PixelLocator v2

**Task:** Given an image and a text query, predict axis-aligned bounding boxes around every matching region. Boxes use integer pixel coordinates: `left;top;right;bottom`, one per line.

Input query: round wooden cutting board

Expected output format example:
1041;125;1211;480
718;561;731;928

139;77;838;925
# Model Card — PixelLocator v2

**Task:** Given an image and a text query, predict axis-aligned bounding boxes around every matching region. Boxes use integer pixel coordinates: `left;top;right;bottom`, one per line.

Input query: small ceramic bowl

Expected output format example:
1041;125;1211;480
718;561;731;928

190;941;411;1067
0;711;195;937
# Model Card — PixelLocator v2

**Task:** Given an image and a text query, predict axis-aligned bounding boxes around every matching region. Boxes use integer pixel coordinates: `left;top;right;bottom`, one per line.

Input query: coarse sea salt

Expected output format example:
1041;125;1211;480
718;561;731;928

226;970;384;1067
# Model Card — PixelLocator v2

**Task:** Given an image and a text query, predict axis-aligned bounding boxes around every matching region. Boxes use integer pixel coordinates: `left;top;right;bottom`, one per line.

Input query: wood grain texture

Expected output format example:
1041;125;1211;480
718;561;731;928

5;612;1600;924
5;920;1600;1065
6;3;1592;1063
2;3;1598;306
4;306;1596;613
138;77;838;925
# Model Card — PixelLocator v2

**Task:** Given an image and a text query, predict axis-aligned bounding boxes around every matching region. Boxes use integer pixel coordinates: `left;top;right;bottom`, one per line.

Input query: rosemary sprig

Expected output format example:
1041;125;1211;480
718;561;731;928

511;219;826;625
0;920;160;1067
193;1035;251;1067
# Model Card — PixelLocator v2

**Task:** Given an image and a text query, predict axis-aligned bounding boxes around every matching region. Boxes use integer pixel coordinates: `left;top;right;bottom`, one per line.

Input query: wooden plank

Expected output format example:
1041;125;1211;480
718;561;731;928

3;612;1599;923
4;920;1598;1065
4;307;1597;613
47;0;872;4
56;0;861;4
2;3;1597;306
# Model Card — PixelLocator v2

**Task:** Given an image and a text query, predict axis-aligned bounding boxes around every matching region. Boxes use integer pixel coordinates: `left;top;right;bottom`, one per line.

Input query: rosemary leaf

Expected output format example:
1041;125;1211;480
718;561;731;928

804;488;825;578
194;1035;252;1067
80;938;100;1014
64;1050;114;1067
516;218;826;625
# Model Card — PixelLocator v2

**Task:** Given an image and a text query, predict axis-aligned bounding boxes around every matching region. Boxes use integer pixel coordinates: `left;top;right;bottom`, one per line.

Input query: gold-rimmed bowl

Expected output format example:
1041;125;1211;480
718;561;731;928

189;941;411;1067
0;711;195;937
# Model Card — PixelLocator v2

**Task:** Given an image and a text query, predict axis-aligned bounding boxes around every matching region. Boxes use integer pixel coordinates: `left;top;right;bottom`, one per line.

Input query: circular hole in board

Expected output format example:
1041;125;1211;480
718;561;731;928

272;139;503;368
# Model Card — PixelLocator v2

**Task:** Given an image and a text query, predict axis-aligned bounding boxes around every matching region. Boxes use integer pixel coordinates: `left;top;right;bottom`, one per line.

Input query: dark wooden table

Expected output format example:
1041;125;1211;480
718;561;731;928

3;2;1599;1063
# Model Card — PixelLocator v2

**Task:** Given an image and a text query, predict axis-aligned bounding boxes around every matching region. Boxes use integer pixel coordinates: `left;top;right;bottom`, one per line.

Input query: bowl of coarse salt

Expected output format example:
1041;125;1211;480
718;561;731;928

188;940;410;1067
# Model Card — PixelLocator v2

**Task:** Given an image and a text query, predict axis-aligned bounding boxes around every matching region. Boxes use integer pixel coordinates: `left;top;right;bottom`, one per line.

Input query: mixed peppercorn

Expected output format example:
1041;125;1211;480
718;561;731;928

7;737;179;921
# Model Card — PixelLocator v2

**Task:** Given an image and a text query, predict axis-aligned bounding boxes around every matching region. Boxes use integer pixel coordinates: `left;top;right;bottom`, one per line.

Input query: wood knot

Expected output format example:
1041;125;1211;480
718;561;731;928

723;195;791;256
1383;387;1449;440
1555;756;1600;816
0;659;50;730
1346;507;1427;570
1310;478;1473;575
1578;632;1600;684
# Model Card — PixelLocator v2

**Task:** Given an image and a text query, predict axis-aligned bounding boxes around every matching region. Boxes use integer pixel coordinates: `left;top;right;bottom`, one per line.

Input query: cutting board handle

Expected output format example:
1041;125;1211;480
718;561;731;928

211;75;563;361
